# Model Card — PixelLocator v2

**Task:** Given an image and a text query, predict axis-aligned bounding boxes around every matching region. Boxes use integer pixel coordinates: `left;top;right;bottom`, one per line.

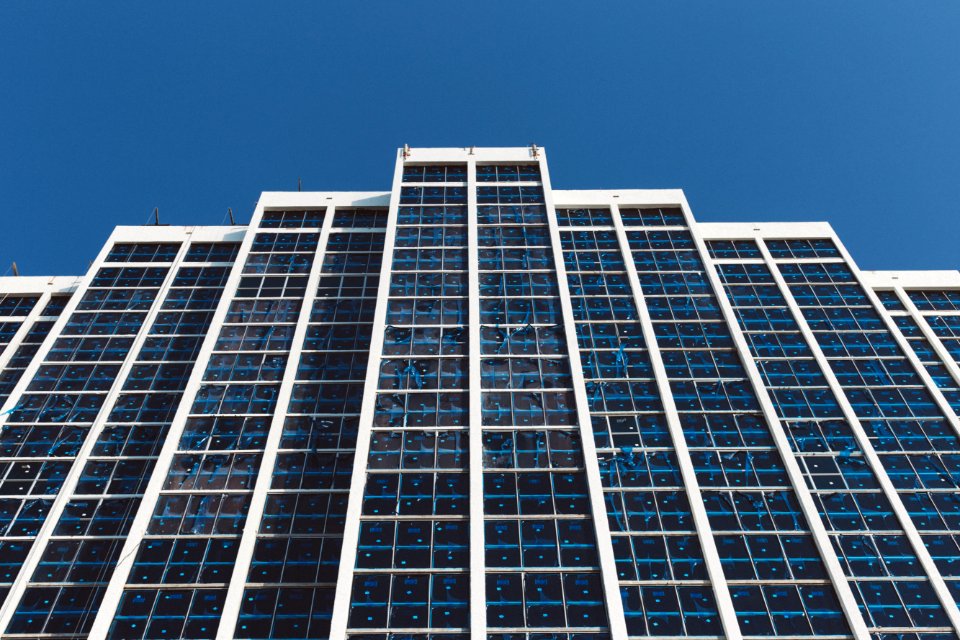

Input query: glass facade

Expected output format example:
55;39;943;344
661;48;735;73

0;147;959;640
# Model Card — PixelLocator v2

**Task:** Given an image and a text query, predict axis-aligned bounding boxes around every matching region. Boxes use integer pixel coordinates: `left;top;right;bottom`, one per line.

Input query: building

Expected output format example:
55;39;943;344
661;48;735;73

0;146;959;640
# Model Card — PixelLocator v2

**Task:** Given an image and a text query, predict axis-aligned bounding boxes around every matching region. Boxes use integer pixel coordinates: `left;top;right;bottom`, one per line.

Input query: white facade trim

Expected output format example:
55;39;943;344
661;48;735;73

327;156;406;640
215;205;338;638
0;233;195;633
465;159;487;639
539;151;629;639
609;202;746;640
757;234;960;634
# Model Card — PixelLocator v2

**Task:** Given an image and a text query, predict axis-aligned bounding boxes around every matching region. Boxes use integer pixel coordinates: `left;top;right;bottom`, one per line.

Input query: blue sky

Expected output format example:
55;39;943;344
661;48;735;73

1;2;958;276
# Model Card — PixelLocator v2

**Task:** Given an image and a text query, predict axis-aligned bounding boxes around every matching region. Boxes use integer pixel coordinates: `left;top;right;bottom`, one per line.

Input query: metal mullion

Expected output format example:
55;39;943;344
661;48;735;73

697;233;876;638
538;153;628;639
85;227;258;638
756;237;960;635
327;153;405;640
214;205;337;639
0;237;194;634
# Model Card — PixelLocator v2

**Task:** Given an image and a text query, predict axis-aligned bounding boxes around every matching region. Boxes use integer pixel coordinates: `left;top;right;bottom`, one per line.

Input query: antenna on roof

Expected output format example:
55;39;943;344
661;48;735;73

298;177;302;192
530;144;540;158
468;146;475;155
228;208;236;225
11;262;19;277
153;207;160;225
402;144;411;159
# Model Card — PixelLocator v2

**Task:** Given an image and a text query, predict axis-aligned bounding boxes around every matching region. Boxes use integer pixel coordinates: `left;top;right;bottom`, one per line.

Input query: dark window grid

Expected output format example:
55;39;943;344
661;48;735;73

183;242;241;263
706;240;764;260
603;489;696;535
579;346;655;381
479;226;552;248
367;430;468;472
74;289;159;313
810;490;908;533
372;392;468;430
382;326;467;357
611;532;713;582
479;325;567;357
325;233;386;253
249;233;320;253
476;186;545;206
620;584;723;636
399;186;468;206
391;249;467;272
480;357;572;391
596;451;683;489
397;206;468;226
278;415;359;453
89;267;169;289
476;205;548;226
311;298;378;324
559;230;621;252
360;472;469;518
235;275;311;299
394;225;467;248
27;364;123;393
385;299;467;327
321;254;385;274
625;230;697;251
332;208;389;228
691;449;791;490
481;430;583;471
483;571;608;631
480;391;578;428
618;207;687;227
268;451;356;492
104;243;181;263
727;583;850;636
849;577;953;630
60;311;148;337
480;471;591;518
555;208;614;227
189;383;282;416
355;518;469;571
583;381;664;415
700;490;809;534
320;278;382;300
401;164;469;183
480;298;566;326
566;276;634;300
235;586;337;639
145;492;251;537
779;261;857;283
475;164;540;182
203;352;288;383
109;588;227;639
574;320;647;352
242;253;314;276
377;358;467;392
296;351;368;383
390;272;467;298
163;453;264;492
477;248;554;271
305;324;378;353
589;414;672;451
485;517;601;571
6;392;108;423
347;571;471;631
0;459;74;497
259;210;325;229
908;291;960;312
4;584;110;636
926;315;960;338
766;239;842;260
246;535;345;586
212;324;297;352
716;531;831;581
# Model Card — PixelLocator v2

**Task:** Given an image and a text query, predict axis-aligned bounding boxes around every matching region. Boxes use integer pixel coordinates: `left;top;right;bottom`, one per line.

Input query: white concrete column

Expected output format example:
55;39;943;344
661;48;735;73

692;223;870;639
465;159;487;638
327;154;405;640
756;235;960;635
215;206;337;639
0;234;195;634
538;151;628;640
611;203;745;640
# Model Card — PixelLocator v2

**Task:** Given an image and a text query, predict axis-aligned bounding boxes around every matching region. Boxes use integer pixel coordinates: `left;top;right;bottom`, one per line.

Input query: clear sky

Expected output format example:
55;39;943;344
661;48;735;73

1;2;958;276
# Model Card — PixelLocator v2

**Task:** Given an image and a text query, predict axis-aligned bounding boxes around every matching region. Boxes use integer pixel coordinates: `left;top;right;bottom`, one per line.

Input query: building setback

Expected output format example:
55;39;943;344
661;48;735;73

0;146;959;639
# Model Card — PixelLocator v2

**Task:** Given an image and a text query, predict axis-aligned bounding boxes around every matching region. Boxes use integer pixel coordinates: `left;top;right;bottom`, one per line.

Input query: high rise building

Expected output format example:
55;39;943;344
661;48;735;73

0;146;959;640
